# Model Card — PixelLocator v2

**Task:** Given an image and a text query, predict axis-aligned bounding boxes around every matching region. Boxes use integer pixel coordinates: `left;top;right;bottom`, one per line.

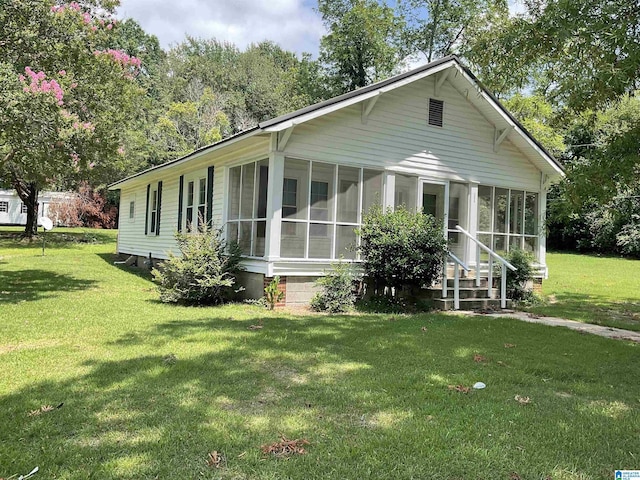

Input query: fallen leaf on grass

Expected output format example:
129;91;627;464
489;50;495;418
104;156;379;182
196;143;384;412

248;325;263;330
514;395;531;405
504;343;516;348
421;326;428;332
28;404;60;417
261;435;310;457
473;354;487;363
206;450;225;468
509;472;522;480
447;384;471;394
496;361;507;366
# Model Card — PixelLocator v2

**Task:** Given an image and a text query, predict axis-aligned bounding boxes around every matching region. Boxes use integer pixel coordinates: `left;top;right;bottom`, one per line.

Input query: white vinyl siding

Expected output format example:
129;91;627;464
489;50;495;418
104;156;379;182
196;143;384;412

115;139;269;260
283;75;541;192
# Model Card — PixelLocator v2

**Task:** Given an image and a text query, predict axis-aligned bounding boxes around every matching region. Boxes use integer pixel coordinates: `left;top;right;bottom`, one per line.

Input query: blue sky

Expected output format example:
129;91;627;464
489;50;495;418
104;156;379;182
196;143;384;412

117;0;524;58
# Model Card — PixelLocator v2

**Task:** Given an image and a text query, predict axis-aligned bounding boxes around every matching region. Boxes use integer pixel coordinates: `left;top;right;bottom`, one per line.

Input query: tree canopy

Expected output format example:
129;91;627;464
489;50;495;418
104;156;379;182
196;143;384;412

318;0;405;94
0;0;143;235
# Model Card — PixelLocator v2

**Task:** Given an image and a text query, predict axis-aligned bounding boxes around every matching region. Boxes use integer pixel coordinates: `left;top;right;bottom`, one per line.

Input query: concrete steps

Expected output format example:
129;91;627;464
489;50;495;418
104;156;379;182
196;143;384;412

432;297;513;311
425;276;511;311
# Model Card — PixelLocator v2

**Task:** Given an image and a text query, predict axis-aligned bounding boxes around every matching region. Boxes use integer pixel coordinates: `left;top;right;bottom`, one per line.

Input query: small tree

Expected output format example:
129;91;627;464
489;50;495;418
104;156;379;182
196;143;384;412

48;183;117;228
358;204;447;296
310;262;357;313
152;227;243;305
499;248;534;302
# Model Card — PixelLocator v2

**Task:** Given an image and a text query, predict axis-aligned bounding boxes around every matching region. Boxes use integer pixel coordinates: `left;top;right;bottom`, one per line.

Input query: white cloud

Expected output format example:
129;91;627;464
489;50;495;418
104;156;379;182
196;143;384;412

116;0;325;56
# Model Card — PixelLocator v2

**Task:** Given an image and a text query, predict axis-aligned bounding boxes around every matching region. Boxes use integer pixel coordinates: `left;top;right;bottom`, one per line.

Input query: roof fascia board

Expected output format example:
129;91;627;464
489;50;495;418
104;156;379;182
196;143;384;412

108;127;262;190
262;60;456;132
453;64;564;176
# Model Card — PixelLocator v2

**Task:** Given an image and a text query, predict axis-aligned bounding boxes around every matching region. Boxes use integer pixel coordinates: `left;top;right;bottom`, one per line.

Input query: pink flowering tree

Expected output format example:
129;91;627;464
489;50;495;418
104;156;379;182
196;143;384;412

0;0;143;237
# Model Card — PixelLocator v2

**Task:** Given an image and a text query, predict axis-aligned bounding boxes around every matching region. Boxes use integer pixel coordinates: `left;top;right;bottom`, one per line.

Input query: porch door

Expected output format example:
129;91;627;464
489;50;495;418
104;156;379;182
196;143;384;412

419;180;448;234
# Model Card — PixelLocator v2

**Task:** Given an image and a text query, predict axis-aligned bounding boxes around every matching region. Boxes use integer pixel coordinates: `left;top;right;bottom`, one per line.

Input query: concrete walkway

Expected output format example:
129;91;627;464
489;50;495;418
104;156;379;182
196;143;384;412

454;310;640;343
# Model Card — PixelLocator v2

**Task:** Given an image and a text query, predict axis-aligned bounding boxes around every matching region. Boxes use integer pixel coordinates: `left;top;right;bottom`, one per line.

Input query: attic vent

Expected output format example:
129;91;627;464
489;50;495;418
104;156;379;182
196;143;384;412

428;98;444;127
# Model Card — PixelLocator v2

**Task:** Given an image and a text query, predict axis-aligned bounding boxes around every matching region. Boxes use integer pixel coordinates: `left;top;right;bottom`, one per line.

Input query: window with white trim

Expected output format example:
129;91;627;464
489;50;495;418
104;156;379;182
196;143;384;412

280;158;384;260
0;201;8;213
197;177;206;228
149;189;158;233
477;185;539;260
227;159;269;257
129;200;135;220
21;203;29;214
186;180;195;231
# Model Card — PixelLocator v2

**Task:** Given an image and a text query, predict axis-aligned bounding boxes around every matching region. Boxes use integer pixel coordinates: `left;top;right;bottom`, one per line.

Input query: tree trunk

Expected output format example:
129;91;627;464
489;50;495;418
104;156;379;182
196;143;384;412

13;178;39;238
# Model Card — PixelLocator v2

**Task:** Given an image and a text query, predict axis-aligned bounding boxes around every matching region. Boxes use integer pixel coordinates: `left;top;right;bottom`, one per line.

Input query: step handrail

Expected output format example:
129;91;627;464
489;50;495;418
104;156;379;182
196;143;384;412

455;225;516;309
442;251;470;310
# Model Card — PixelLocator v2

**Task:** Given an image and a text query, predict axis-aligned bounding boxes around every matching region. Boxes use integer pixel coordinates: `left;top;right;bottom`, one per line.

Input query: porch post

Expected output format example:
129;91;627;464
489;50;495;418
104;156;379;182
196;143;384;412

265;133;284;266
384;171;395;210
468;182;479;268
539;187;548;279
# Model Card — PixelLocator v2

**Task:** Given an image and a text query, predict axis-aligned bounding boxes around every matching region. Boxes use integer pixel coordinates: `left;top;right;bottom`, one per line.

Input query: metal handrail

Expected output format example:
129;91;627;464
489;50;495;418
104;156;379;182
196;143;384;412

442;251;470;310
454;225;517;309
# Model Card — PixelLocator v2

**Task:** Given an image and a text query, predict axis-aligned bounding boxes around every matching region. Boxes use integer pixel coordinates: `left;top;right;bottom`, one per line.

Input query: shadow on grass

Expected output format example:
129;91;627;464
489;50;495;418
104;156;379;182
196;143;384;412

96;253;155;282
0;269;98;304
1;310;638;479
0;228;116;250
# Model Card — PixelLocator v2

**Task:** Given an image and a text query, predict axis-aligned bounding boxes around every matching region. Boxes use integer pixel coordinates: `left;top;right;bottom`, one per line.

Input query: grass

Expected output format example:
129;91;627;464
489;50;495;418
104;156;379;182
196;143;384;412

0;228;638;479
528;252;640;332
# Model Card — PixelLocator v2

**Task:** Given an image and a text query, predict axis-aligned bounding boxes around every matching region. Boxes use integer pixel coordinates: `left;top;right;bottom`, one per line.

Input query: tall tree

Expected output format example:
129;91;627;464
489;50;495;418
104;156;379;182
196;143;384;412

398;0;508;63
465;0;640;112
318;0;405;94
0;0;143;237
502;94;565;157
154;84;230;161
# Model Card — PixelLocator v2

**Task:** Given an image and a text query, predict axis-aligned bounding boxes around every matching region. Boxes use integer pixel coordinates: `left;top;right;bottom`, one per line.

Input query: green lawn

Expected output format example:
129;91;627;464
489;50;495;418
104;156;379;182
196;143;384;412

0;229;638;479
529;252;640;332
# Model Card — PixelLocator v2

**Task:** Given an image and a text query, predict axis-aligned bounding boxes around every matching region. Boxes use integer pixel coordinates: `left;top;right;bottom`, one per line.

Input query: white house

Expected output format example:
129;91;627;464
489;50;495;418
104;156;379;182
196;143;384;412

109;56;564;307
0;189;76;226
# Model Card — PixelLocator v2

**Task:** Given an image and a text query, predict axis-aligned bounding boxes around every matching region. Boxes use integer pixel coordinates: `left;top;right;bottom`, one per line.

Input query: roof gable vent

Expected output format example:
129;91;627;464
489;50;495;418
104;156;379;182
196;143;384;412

428;98;444;127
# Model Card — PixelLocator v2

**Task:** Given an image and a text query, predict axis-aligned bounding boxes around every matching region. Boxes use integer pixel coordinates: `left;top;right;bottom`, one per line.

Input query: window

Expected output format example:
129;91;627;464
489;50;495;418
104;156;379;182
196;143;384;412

129;201;135;219
477;185;539;260
21;203;28;214
282;178;298;218
150;189;158;233
280;158;383;260
145;181;163;235
0;201;8;213
186;180;194;231
197;177;206;228
428;98;444;127
227;159;269;256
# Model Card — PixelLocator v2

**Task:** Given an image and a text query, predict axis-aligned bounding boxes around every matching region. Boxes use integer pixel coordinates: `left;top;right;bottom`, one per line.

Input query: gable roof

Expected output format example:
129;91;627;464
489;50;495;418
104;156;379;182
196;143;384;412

110;55;563;189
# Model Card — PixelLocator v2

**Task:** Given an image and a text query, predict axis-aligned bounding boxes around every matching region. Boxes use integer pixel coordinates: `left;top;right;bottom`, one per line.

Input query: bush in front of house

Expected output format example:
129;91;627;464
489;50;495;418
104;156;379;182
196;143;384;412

502;248;535;302
358;203;448;297
310;261;357;313
152;227;243;305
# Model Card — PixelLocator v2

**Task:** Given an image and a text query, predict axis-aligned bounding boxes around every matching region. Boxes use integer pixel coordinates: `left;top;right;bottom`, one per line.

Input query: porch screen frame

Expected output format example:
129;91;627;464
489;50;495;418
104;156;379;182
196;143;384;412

279;157;385;261
476;184;541;261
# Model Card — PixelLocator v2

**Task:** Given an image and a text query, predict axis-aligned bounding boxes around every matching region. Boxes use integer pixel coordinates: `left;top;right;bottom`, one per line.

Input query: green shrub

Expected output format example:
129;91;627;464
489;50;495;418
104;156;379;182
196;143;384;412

264;276;285;310
501;248;534;302
358;203;447;296
310;262;357;313
152;227;243;305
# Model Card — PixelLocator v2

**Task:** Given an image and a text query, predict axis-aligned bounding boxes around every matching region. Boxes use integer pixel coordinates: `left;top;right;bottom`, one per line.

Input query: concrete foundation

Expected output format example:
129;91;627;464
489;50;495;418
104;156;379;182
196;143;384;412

284;276;320;306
